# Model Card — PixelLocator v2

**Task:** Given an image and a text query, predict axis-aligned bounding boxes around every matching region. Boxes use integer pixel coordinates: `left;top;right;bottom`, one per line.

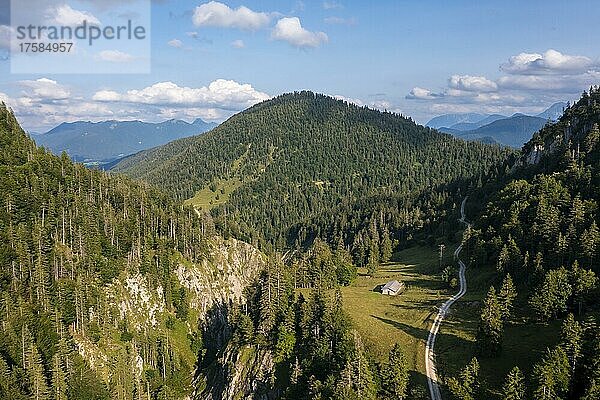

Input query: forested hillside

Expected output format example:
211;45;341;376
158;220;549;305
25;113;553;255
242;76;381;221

449;88;600;399
114;92;512;257
0;103;265;399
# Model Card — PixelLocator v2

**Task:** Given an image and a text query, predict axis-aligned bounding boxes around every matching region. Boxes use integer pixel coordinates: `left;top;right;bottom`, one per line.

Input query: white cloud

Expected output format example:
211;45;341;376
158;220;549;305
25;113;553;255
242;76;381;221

47;4;101;26
501;49;597;75
19;78;71;100
497;72;600;92
97;50;135;63
192;1;270;30
449;75;497;92
333;95;364;106
231;39;245;48
272;17;328;48
168;39;183;48
406;87;443;100
92;79;270;110
323;1;343;9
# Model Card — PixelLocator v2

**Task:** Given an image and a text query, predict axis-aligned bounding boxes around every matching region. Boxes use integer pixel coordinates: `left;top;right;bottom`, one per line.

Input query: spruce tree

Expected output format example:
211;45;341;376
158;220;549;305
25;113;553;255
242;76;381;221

380;229;393;264
380;343;409;399
26;342;49;400
560;314;583;373
447;357;480;400
532;347;570;400
476;286;503;356
502;366;525;400
498;273;517;321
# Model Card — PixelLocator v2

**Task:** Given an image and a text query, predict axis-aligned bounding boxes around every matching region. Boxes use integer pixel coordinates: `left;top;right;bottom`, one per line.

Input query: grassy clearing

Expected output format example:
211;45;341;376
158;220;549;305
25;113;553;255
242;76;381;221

184;144;254;211
342;241;566;398
341;244;456;390
184;177;244;210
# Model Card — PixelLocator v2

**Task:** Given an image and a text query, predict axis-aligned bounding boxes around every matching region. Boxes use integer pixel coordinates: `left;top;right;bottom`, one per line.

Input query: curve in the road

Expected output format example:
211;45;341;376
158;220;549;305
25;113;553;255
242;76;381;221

425;196;470;400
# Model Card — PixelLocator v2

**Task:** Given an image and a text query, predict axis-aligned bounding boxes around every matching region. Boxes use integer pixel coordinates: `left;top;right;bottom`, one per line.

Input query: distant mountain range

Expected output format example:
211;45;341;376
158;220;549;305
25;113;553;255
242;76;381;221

32;118;217;165
426;102;567;147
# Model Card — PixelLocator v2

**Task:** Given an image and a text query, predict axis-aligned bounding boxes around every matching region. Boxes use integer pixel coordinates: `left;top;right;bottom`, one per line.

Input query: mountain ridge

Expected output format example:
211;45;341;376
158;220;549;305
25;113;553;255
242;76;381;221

33;117;217;164
113;91;512;251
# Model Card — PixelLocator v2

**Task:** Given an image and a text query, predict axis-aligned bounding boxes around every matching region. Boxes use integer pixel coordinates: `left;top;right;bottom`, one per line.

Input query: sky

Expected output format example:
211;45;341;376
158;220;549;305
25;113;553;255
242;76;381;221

0;0;599;132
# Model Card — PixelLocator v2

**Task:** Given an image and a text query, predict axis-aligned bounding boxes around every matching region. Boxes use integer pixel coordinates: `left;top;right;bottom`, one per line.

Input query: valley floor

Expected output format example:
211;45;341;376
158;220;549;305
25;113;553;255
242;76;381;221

341;245;456;398
342;244;579;399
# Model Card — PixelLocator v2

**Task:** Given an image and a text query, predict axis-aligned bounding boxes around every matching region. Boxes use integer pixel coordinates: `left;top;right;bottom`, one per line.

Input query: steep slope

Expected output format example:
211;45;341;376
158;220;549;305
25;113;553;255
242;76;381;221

444;89;600;398
0;103;264;399
114;92;512;252
34;118;216;164
536;101;568;121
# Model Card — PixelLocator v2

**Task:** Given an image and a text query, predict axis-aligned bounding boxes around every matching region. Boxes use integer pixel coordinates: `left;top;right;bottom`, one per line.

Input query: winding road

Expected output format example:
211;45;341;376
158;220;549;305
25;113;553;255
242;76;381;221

425;196;470;400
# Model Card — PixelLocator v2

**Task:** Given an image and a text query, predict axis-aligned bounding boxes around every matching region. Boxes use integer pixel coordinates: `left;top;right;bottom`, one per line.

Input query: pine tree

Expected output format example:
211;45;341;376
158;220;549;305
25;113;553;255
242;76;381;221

532;347;570;400
380;343;409;399
26;342;49;400
560;314;583;373
367;241;379;276
447;357;480;400
476;286;503;356
498;273;517;321
530;267;573;320
50;353;68;400
348;331;376;399
502;366;525;400
569;261;597;315
580;221;599;266
380;229;393;264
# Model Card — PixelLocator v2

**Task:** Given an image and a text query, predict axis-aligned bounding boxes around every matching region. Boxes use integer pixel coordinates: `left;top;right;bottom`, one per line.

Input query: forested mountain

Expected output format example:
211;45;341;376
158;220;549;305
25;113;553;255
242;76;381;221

450;88;600;399
0;103;263;399
33;118;216;165
114;92;512;258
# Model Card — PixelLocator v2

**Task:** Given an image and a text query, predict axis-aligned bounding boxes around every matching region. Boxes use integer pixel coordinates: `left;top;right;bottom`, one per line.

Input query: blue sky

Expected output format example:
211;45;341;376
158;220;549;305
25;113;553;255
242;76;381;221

1;0;599;131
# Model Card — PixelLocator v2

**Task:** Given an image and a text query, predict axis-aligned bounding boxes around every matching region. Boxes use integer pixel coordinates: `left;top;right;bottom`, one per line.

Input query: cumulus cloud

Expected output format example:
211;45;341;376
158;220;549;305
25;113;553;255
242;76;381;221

406;49;600;120
272;17;328;48
449;75;497;92
92;79;270;110
192;1;270;30
501;49;597;75
4;76;272;131
231;39;245;48
19;78;71;101
406;87;444;100
97;50;135;63
46;4;101;26
168;39;183;48
333;95;364;106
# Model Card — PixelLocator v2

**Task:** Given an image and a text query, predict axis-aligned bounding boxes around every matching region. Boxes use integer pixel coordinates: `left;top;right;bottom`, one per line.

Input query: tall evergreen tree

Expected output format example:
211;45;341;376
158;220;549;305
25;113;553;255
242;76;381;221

476;287;503;356
498;273;517;321
502;366;525;400
447;357;480;400
380;343;409;399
